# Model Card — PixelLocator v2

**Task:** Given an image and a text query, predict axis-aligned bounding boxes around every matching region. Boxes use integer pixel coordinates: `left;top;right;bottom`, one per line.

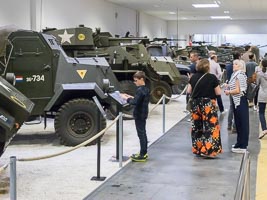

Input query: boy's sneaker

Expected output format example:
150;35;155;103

231;147;247;153
131;153;148;162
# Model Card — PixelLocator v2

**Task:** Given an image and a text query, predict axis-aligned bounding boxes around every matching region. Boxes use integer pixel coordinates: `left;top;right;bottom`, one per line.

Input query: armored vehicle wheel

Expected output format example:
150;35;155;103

150;81;172;104
54;99;106;146
172;75;189;94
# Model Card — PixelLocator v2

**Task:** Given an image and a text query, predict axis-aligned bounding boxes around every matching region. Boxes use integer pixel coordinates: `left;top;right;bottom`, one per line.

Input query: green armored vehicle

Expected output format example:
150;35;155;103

0;27;34;155
0;27;121;146
44;26;186;103
0;77;34;156
146;42;190;94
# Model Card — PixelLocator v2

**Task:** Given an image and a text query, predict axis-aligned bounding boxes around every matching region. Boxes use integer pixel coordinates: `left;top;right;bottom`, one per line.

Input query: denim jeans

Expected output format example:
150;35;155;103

258;102;267;131
135;118;148;156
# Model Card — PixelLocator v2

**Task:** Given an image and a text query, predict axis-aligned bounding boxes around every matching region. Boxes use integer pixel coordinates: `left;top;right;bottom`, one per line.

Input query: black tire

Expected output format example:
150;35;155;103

54;99;106;146
172;75;189;94
150;81;172;104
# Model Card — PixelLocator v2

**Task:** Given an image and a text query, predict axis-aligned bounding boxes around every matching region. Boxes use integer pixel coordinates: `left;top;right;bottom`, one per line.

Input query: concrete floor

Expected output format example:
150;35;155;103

0;95;187;200
85;95;260;200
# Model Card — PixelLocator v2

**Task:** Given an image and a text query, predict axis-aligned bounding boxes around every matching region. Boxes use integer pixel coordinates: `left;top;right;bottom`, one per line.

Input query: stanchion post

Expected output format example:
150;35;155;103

116;104;120;160
91;110;106;181
162;95;166;134
10;156;17;200
119;112;123;167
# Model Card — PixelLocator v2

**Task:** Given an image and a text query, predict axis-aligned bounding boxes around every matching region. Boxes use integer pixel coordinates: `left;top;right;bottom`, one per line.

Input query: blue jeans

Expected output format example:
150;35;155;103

135;118;148;156
258;102;267;131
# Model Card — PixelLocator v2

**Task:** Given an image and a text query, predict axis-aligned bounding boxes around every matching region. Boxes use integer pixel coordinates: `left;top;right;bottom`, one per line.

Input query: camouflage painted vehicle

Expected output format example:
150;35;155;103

44;26;188;103
0;27;122;146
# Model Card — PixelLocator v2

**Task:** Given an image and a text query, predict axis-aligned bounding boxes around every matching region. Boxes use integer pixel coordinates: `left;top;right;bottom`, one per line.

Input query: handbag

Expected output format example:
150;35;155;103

246;82;259;101
186;73;207;111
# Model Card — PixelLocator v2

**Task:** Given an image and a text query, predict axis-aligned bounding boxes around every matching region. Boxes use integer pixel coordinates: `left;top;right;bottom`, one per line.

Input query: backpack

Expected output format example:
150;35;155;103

246;82;259;101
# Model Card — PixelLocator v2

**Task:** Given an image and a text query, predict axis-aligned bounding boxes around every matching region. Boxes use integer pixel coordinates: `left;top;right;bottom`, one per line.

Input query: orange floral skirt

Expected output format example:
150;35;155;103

190;97;222;157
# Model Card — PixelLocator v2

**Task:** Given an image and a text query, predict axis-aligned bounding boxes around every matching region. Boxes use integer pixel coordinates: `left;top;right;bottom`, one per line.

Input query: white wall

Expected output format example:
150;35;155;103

139;12;167;39
168;19;267;35
168;19;267;56
41;0;136;37
0;0;31;29
0;0;167;39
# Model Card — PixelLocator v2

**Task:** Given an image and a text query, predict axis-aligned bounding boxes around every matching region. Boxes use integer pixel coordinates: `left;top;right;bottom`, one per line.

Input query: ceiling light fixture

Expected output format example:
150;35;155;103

192;4;219;8
224;11;230;14
169;12;176;14
210;16;231;19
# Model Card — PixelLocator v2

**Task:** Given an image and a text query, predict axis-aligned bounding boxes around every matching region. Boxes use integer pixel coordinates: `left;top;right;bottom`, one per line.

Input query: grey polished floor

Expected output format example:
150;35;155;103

84;96;260;200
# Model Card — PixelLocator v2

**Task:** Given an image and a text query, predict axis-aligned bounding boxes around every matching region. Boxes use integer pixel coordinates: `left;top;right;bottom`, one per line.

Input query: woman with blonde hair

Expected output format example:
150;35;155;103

187;59;222;158
225;59;249;153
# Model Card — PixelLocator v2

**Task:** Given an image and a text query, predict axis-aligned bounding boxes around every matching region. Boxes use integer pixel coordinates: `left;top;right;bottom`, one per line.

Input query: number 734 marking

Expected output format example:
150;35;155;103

26;75;45;82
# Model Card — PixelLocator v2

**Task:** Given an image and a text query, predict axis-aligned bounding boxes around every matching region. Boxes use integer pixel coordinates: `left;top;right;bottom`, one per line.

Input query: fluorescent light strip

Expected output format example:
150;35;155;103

210;16;231;19
192;4;219;8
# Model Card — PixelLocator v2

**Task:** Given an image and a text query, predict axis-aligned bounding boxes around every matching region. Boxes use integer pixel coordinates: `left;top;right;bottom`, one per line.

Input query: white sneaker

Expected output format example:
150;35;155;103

231;147;247;153
253;105;258;111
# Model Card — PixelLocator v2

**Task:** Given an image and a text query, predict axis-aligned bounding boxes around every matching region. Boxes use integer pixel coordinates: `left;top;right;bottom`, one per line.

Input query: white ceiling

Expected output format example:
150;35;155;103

106;0;267;21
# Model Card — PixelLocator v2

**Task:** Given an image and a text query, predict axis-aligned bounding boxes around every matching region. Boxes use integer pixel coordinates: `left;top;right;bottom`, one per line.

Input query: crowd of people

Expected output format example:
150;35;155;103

121;45;267;162
186;46;267;158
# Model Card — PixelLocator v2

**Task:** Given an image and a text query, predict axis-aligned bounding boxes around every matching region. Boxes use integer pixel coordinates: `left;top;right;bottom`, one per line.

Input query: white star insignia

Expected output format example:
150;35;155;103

58;29;74;44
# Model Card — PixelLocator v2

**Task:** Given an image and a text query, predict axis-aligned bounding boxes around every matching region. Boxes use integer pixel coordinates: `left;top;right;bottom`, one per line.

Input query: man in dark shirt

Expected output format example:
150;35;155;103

188;51;199;74
121;71;150;162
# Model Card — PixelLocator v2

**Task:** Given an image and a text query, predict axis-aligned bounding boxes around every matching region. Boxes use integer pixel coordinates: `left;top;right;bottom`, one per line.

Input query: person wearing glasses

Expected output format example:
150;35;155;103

121;71;150;162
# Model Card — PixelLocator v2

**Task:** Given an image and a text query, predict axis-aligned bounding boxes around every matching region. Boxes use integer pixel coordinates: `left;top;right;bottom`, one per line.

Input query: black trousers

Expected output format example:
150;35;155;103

233;96;249;148
216;95;225;112
135;118;148;156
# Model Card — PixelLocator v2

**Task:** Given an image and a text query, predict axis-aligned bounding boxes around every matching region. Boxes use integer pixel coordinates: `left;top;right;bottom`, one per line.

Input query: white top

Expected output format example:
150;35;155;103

229;70;247;108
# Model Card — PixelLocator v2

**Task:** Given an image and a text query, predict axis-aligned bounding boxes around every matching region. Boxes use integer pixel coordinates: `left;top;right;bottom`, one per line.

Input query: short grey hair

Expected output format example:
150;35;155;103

233;59;244;70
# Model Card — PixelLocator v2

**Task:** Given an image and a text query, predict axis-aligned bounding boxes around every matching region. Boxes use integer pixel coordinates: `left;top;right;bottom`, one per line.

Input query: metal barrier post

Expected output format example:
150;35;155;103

119;112;123;167
91;110;106;181
116;104;120;160
162;95;166;134
10;156;17;200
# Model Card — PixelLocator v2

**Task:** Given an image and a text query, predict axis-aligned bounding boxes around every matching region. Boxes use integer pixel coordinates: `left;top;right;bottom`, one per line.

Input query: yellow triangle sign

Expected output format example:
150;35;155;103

77;70;87;79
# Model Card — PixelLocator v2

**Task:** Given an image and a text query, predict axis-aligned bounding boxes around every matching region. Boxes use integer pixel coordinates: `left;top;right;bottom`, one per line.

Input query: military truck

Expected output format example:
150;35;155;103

44;26;187;103
0;27;122;146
